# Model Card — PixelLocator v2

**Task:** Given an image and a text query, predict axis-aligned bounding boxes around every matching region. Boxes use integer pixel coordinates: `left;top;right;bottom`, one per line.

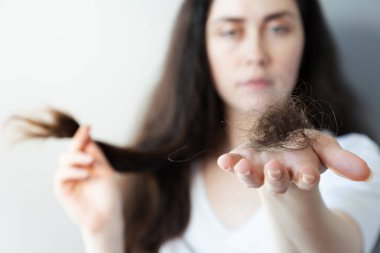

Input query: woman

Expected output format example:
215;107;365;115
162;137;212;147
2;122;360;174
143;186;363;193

15;0;380;252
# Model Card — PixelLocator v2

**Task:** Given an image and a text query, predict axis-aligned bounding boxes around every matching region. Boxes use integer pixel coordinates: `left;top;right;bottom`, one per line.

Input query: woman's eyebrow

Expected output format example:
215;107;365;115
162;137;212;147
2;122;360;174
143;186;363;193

210;17;245;24
210;11;295;24
264;11;295;22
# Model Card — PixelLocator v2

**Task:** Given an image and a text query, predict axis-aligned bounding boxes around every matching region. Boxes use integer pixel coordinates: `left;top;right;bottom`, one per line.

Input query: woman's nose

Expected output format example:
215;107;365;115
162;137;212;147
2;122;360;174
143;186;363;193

243;33;269;67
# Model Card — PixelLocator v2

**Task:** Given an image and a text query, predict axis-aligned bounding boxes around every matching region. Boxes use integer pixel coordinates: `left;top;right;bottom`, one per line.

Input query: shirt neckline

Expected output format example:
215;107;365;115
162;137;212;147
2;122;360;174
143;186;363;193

194;164;264;235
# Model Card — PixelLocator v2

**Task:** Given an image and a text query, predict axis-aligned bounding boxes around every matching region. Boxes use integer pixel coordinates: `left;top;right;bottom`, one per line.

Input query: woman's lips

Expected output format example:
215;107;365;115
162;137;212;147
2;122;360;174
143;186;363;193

240;78;272;90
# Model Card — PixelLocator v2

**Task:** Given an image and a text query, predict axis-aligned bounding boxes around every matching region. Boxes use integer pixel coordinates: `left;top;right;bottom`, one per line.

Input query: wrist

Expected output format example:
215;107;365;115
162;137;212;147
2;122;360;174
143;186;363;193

81;220;124;253
258;185;327;214
80;212;124;253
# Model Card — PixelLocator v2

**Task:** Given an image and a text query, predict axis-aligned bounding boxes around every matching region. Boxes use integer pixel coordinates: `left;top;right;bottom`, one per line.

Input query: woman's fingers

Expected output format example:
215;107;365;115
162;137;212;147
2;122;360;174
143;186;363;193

217;153;244;173
263;160;290;194
293;163;320;190
312;133;371;181
54;165;90;197
56;166;90;182
84;140;110;167
59;152;94;168
56;152;94;186
218;153;264;187
234;158;264;188
217;142;254;172
66;124;112;173
217;134;362;193
70;125;90;152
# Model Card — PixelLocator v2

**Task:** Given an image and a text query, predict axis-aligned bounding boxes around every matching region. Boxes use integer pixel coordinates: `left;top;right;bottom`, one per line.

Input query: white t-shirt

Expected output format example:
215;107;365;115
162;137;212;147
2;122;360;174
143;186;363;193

160;133;380;253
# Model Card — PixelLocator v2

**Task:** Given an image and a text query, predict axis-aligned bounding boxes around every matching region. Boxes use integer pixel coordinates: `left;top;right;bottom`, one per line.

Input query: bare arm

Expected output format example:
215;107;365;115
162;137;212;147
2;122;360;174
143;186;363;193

81;213;124;253
217;132;370;252
258;185;362;253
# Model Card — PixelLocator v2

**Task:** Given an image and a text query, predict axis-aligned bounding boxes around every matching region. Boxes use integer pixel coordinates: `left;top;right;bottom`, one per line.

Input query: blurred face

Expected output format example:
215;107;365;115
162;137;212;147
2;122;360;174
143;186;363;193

206;0;304;113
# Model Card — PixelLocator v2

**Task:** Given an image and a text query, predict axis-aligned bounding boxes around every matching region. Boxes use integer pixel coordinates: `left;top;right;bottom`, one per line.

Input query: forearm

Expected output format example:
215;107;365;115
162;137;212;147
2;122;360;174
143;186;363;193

259;185;362;253
81;217;124;253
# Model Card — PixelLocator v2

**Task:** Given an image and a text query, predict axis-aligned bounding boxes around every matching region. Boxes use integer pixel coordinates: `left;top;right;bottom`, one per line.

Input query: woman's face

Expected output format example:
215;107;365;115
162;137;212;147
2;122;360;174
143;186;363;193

206;0;304;113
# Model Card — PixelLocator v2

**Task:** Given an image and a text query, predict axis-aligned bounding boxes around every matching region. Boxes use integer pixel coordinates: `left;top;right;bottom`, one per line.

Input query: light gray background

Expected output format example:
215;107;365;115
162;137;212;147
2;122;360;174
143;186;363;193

320;0;380;143
0;0;379;253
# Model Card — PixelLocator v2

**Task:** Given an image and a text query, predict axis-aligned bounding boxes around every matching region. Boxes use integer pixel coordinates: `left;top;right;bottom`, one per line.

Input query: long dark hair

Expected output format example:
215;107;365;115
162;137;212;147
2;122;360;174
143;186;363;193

295;0;362;134
10;0;366;252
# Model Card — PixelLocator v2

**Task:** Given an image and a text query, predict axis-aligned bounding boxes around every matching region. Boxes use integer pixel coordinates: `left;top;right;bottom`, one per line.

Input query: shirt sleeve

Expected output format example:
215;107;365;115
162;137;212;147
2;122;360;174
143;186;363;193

319;133;380;253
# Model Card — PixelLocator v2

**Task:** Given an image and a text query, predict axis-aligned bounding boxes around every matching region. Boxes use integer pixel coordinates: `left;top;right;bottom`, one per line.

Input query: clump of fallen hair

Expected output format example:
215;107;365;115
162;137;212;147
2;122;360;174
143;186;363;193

249;96;315;150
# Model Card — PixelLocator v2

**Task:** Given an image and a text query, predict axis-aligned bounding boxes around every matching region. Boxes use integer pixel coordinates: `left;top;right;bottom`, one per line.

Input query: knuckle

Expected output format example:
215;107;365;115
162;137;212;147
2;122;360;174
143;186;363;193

265;178;288;194
246;180;263;188
299;183;316;190
271;185;288;194
240;173;261;187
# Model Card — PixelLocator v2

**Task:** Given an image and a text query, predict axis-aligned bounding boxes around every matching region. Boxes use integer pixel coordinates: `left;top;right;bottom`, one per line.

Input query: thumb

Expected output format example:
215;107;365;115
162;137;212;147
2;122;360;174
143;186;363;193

69;125;90;151
312;133;371;181
84;138;112;169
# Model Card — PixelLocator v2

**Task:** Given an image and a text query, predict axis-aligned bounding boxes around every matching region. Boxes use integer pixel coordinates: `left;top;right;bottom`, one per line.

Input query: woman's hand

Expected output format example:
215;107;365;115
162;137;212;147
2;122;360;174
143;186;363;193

217;131;371;194
54;126;124;234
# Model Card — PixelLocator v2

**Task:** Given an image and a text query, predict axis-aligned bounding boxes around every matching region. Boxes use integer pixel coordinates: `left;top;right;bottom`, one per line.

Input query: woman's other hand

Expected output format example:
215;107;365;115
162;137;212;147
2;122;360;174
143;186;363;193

54;125;124;234
217;131;371;194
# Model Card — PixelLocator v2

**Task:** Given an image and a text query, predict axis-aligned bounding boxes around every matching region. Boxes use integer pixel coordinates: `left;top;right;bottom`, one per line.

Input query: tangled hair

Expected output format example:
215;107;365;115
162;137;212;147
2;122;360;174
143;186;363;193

249;96;315;151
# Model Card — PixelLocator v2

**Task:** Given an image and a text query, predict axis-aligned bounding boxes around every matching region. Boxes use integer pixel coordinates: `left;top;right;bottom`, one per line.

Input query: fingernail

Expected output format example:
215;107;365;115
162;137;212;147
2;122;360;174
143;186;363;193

239;171;251;178
302;174;315;184
221;165;233;173
226;167;234;173
217;157;228;170
268;169;282;180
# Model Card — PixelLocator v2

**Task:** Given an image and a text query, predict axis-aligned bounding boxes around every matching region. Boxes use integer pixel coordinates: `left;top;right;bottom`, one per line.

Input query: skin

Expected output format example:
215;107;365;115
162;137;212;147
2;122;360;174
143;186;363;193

54;0;371;252
206;0;304;116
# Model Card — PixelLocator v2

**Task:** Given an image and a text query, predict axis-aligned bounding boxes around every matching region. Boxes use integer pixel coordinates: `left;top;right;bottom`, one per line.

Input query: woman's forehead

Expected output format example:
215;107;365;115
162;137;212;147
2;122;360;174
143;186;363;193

208;0;300;22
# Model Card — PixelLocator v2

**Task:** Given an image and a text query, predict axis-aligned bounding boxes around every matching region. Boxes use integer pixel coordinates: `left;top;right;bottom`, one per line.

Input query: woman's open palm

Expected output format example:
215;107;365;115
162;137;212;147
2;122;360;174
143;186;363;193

217;131;371;194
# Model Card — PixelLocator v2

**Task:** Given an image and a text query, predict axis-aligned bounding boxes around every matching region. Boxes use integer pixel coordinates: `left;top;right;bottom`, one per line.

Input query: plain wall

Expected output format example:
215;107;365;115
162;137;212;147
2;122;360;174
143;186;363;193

0;0;379;253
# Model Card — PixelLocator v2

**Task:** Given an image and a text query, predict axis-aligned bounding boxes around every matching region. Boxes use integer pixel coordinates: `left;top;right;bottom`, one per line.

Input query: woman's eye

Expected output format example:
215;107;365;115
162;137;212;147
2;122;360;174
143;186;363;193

270;25;290;35
220;29;240;38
